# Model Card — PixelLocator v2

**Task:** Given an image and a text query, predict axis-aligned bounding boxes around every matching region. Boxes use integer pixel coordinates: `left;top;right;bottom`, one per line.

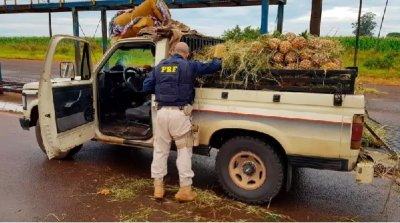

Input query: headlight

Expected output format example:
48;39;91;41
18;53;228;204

22;93;27;110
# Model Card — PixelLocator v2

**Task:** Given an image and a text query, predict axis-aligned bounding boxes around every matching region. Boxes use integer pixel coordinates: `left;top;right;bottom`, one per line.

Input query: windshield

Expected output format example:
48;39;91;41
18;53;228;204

101;44;155;72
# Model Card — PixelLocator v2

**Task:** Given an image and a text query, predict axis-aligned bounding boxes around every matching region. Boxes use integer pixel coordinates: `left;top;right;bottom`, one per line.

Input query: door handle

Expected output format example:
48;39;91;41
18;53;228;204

45;114;51;118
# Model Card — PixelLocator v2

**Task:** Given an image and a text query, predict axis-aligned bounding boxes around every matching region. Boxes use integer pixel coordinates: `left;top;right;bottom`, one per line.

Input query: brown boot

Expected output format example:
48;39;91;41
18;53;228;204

154;179;165;199
175;186;197;202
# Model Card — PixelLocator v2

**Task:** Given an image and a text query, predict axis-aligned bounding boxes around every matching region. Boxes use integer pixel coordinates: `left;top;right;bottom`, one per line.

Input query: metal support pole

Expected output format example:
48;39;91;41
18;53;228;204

377;0;389;39
260;0;269;34
277;0;285;33
310;0;322;36
0;63;3;95
72;8;81;75
354;0;362;67
48;0;52;37
72;8;79;37
48;12;52;37
101;9;108;54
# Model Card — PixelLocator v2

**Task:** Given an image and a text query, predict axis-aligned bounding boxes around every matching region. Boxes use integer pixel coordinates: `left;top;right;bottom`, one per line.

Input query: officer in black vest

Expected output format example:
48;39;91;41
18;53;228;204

143;42;222;201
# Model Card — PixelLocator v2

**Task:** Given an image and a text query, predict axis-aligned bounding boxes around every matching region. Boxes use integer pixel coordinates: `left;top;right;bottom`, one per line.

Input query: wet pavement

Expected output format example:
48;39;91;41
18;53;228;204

0;59;57;83
364;85;400;152
0;112;399;221
364;84;400;127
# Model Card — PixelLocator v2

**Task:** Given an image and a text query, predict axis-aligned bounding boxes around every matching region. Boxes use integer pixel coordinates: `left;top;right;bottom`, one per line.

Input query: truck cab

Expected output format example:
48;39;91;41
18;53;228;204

20;34;370;204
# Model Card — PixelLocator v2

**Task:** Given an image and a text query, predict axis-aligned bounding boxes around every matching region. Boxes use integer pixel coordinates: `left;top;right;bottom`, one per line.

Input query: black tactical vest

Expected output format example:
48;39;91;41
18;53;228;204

155;56;195;106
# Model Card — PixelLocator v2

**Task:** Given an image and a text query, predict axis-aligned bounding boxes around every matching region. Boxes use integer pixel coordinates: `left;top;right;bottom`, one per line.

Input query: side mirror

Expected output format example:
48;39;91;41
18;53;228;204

60;62;75;79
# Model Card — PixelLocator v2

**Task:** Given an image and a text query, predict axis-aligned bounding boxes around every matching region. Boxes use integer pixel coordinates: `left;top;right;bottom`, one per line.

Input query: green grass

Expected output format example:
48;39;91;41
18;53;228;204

342;49;400;80
335;36;400;52
1;36;399;83
0;37;105;62
0;37;154;69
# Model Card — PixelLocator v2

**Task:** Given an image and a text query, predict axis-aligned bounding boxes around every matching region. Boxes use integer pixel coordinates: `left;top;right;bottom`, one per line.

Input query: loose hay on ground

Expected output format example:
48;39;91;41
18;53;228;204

102;176;291;221
118;206;154;222
355;81;386;95
245;205;286;221
363;125;386;148
103;177;153;201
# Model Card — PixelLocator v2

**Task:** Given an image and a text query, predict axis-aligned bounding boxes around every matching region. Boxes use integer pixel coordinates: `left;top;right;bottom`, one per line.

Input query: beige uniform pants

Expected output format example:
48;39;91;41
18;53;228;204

151;107;194;187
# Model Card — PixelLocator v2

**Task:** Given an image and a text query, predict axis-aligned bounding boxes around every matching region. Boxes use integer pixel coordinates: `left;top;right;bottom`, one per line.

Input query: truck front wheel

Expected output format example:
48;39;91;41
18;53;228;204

35;120;82;159
215;136;284;204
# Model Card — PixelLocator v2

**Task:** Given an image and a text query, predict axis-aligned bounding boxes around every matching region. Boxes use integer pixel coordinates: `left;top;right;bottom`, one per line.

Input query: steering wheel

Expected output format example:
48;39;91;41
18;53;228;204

123;67;143;92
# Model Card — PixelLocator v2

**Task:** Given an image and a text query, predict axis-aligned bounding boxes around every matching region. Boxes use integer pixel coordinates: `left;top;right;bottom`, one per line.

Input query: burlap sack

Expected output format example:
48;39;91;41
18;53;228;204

114;0;170;26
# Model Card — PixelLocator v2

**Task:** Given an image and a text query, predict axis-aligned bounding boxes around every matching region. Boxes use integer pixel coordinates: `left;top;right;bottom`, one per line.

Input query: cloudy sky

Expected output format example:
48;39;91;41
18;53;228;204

0;0;398;37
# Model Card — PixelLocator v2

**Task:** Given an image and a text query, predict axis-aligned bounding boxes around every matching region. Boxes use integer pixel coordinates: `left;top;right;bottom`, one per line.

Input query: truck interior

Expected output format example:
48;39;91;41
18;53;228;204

97;42;155;140
96;36;223;140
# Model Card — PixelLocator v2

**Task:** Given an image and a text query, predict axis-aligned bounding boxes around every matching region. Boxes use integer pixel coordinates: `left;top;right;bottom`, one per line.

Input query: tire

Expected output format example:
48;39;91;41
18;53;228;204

215;136;284;204
35;120;82;159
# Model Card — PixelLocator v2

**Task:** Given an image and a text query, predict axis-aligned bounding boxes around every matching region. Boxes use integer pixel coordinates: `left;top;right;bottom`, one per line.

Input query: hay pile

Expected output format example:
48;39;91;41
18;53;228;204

194;32;345;88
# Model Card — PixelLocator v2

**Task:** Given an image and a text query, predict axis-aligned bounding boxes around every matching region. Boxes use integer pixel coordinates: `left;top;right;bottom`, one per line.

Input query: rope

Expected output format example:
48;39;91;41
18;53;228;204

78;23;87;38
92;18;101;38
78;23;99;63
90;18;102;62
377;0;389;39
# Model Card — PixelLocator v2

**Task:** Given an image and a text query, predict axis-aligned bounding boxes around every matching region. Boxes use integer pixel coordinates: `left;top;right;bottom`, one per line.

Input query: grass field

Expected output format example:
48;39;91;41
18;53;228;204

0;37;105;61
337;36;400;83
0;36;399;84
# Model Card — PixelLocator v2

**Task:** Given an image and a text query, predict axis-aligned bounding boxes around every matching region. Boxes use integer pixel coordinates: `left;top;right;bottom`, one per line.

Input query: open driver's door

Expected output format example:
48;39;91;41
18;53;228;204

38;35;96;159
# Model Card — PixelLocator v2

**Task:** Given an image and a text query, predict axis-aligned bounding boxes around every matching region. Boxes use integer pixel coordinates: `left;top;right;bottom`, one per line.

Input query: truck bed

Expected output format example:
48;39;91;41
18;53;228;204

198;68;357;95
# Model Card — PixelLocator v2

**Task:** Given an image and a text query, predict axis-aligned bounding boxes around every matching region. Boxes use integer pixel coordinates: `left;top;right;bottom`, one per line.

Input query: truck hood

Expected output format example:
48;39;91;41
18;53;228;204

23;81;39;90
23;77;82;90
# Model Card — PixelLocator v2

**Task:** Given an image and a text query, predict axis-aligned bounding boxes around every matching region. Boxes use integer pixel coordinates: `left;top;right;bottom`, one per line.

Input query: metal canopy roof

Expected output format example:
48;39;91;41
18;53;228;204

0;0;286;14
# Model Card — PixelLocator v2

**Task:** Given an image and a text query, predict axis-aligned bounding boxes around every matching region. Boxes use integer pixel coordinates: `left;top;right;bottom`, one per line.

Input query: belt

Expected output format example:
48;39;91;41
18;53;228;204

158;105;184;110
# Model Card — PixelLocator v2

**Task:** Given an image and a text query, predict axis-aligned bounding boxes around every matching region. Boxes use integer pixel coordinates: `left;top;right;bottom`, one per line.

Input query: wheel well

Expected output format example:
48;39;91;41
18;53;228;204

29;106;38;127
209;128;287;160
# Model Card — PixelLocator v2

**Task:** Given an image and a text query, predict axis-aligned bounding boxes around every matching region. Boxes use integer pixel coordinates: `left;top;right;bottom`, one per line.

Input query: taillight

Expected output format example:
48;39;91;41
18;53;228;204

351;114;364;150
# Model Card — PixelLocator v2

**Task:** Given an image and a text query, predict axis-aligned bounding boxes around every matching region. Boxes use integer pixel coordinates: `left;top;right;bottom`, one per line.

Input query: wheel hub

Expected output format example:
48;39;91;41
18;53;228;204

242;162;256;176
228;151;267;190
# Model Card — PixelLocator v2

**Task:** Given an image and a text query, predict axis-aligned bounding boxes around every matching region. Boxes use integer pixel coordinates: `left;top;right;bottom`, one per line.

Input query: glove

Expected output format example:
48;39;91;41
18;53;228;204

142;64;153;72
213;44;225;59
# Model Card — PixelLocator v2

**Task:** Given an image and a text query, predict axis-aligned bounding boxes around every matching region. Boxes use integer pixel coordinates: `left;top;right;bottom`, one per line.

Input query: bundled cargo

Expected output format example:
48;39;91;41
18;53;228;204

109;0;171;43
108;0;202;52
193;32;354;92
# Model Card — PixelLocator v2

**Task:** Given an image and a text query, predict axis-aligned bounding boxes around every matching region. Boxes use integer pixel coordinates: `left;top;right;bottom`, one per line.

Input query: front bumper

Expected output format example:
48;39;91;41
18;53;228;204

19;117;30;130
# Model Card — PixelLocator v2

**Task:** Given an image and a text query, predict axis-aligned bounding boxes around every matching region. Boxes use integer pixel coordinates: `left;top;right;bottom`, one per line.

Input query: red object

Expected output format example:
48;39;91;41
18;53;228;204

351;123;363;141
351;114;364;150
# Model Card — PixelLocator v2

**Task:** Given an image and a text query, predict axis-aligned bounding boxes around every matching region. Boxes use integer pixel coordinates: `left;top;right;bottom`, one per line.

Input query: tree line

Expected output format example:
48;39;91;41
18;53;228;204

222;12;399;41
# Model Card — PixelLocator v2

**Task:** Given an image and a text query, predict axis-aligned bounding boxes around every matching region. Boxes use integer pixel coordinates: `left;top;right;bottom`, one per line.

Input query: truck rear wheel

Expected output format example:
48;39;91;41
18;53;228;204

35;120;82;159
215;136;284;204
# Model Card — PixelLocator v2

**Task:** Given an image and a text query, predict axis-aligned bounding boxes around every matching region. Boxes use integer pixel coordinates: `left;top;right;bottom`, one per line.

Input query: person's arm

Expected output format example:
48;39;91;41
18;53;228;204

142;70;156;93
189;59;222;78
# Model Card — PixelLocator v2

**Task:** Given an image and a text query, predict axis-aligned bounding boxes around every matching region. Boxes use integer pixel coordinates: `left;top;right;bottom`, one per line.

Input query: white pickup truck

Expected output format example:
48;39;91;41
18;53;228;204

19;35;367;204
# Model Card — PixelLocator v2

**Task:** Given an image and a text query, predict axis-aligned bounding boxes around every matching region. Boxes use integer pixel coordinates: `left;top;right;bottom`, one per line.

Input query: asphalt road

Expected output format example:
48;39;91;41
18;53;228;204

0;59;57;83
0;112;399;221
365;84;400;127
